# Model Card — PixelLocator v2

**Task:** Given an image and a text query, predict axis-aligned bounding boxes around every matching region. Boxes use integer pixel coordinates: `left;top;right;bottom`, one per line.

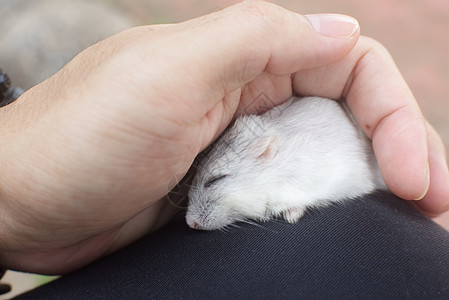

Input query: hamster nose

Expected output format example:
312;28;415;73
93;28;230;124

187;219;200;230
190;221;206;230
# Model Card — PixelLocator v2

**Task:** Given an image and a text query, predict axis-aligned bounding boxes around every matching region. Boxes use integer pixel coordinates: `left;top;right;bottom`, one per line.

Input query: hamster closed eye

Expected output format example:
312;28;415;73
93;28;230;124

204;174;228;188
185;96;387;231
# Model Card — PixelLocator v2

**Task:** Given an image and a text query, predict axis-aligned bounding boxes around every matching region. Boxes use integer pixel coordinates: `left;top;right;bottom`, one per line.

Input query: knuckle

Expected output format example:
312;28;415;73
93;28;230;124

360;36;392;57
235;0;288;35
239;0;270;19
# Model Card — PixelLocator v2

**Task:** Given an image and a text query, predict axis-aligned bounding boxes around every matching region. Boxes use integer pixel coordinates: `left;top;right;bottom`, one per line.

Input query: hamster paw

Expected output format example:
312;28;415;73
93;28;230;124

282;207;305;223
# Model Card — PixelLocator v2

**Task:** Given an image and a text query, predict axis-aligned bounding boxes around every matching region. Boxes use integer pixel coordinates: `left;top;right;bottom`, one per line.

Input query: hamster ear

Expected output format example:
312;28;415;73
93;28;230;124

253;135;279;163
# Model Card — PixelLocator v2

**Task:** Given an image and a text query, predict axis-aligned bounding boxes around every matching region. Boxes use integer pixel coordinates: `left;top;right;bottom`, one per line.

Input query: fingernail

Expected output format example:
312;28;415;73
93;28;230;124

305;14;359;39
414;163;430;200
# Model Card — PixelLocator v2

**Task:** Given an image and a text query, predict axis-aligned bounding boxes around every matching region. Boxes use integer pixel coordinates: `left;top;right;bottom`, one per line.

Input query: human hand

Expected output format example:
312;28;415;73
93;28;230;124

0;1;447;274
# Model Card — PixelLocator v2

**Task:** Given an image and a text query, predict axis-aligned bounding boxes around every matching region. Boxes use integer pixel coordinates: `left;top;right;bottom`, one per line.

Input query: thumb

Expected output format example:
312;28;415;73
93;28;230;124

167;1;360;108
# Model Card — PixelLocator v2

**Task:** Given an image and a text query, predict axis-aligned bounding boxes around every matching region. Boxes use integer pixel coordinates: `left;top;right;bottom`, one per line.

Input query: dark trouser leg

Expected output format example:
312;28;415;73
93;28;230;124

15;191;449;299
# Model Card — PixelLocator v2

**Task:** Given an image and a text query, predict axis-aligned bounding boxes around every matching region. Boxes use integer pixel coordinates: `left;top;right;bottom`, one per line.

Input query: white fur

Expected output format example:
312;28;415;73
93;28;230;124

186;96;386;230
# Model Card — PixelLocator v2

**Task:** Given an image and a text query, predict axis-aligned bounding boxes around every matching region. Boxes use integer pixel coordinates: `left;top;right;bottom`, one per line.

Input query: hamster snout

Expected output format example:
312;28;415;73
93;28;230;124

186;96;386;230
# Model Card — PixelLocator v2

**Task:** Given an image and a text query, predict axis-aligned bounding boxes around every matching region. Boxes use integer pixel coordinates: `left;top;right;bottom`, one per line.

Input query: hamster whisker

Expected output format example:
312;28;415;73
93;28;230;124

167;201;187;210
226;223;244;232
240;219;274;231
165;193;188;209
239;219;261;227
167;190;185;196
183;183;197;189
187;185;200;191
219;226;231;233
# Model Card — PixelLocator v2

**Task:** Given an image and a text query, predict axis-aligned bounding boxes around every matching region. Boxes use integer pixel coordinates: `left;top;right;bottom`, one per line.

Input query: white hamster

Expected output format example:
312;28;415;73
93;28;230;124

186;96;386;230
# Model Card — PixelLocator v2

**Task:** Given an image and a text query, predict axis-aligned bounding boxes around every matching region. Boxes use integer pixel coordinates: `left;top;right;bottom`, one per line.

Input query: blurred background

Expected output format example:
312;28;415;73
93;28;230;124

0;0;448;297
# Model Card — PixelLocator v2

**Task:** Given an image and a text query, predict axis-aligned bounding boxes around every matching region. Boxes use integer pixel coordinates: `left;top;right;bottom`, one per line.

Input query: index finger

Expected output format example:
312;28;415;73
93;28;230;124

293;37;428;200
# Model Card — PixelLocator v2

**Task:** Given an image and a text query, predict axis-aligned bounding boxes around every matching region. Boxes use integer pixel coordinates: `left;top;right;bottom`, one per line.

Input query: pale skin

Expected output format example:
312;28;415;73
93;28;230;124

0;1;448;275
